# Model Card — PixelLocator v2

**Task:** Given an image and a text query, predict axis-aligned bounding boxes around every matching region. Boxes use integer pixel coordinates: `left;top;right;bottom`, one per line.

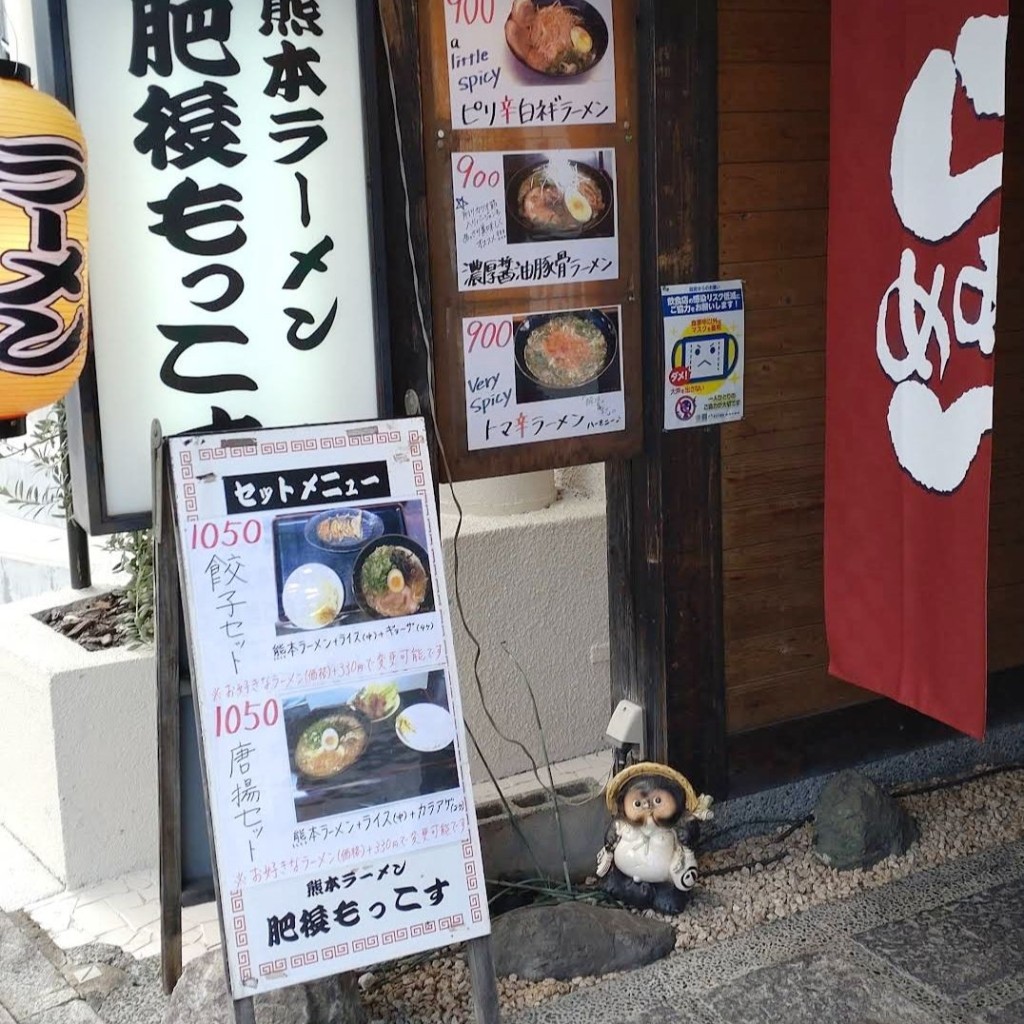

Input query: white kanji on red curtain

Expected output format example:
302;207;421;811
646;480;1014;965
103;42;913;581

826;2;1009;736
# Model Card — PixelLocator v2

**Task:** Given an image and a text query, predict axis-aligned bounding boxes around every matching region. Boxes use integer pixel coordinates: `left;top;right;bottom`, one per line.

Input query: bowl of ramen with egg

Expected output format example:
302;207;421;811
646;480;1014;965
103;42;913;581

505;0;609;78
506;157;613;242
514;309;618;393
304;507;385;552
291;706;371;784
352;536;433;620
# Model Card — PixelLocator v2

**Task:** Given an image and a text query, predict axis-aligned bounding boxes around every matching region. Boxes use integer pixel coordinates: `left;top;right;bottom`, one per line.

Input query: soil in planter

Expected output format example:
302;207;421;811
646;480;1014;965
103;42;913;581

37;591;136;651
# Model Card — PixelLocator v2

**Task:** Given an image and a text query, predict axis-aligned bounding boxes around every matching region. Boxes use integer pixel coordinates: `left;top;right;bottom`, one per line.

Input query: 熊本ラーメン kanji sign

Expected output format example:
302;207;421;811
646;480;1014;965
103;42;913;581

826;2;1009;736
44;0;385;528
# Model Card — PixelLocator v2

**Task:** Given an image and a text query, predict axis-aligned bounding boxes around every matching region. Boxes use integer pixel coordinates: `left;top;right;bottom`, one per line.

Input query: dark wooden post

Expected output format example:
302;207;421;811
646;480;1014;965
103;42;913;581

606;0;727;794
376;1;439;480
153;423;183;994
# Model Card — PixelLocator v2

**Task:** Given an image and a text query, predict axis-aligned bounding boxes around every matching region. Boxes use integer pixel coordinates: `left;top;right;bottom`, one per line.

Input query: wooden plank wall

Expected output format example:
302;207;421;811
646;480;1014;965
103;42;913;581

718;0;1024;733
718;0;856;732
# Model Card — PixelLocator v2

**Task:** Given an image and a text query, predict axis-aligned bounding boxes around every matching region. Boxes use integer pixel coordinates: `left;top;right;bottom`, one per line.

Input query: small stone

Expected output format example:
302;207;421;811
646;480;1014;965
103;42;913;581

492;903;675;981
64;962;128;1001
163;950;365;1024
813;770;918;870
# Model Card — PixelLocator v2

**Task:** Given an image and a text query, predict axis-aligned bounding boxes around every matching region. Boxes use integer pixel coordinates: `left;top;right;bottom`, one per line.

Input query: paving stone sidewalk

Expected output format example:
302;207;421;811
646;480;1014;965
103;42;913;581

6;838;1024;1023
506;837;1024;1024
0;910;102;1024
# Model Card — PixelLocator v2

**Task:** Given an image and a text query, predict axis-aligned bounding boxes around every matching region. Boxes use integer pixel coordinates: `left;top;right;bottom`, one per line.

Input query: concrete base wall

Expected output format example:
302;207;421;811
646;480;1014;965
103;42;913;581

0;468;614;884
441;468;611;781
0;588;158;887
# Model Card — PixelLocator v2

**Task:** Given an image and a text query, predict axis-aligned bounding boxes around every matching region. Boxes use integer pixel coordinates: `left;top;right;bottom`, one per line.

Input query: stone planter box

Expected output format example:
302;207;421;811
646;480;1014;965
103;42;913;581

0;587;157;888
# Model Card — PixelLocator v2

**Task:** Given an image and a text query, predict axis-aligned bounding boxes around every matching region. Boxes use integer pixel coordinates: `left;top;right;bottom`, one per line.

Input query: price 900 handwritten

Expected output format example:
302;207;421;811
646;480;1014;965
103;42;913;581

466;319;512;353
455;154;500;191
190;520;263;550
446;0;495;25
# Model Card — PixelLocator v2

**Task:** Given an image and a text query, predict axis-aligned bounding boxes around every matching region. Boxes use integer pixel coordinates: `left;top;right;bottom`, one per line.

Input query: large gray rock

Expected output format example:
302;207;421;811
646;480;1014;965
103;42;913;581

813;770;918;870
163;951;365;1024
492;902;676;981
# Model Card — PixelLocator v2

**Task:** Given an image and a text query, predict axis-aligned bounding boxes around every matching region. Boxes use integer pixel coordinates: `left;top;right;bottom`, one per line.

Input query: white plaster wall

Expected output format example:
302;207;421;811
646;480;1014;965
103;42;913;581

0;588;157;886
441;467;612;781
0;470;612;882
50;653;158;885
3;0;34;67
0;634;64;876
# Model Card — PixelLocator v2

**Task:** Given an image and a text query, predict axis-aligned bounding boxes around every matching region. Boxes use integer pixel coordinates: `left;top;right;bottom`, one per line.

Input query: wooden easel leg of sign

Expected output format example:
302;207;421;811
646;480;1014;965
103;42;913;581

153;423;257;1024
467;937;501;1023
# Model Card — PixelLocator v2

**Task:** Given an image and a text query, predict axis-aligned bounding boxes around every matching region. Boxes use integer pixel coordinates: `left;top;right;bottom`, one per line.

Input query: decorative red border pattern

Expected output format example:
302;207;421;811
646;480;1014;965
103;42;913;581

178;450;199;522
462;839;484;922
230;890;253;985
260;958;287;978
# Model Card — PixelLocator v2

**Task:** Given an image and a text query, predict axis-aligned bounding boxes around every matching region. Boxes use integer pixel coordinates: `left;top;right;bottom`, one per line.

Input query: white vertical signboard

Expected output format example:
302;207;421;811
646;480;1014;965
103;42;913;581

63;2;380;519
168;419;489;998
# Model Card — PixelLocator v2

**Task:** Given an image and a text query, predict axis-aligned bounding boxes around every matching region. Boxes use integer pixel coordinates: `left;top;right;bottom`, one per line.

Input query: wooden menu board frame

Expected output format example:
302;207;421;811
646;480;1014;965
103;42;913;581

419;0;643;481
154;418;502;1022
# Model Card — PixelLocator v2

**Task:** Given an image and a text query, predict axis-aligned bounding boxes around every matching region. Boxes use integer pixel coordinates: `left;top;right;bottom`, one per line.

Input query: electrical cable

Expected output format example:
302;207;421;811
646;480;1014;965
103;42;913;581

699;761;1024;879
501;641;575;893
377;5;561;876
890;761;1024;798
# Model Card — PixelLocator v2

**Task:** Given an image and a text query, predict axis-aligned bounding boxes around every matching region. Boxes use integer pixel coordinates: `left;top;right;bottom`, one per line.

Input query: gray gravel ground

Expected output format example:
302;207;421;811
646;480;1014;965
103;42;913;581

363;765;1024;1023
8;763;1024;1024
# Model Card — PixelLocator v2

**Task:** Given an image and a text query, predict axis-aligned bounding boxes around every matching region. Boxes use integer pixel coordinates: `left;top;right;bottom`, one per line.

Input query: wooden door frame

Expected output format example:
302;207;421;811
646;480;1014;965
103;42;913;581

378;0;728;794
606;0;728;795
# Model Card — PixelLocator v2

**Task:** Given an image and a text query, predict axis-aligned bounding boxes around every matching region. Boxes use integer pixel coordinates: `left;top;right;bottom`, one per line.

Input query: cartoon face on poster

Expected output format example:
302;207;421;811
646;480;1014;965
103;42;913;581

662;282;745;430
463;305;625;449
168;421;489;999
443;0;617;130
452;148;619;292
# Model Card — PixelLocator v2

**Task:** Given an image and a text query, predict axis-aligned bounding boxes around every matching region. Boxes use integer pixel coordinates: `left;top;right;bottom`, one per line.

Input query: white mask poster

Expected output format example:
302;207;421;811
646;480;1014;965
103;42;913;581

661;282;745;431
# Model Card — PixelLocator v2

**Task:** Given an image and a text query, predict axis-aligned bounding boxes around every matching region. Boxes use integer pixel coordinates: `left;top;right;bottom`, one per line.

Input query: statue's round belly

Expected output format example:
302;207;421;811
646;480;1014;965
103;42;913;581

614;832;677;883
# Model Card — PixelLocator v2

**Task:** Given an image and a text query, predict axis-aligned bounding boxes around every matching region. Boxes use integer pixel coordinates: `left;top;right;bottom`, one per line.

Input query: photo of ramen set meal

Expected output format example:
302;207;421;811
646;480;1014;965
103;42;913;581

284;675;460;821
272;503;433;634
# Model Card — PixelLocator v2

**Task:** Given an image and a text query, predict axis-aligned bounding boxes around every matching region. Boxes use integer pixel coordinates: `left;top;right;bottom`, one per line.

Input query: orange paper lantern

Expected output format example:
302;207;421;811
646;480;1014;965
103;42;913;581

0;60;88;439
